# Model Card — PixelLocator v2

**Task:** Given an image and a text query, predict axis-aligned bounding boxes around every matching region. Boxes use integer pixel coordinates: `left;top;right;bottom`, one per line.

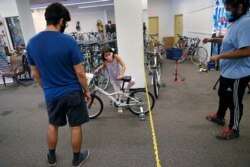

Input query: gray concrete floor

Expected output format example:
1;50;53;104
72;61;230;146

0;58;250;167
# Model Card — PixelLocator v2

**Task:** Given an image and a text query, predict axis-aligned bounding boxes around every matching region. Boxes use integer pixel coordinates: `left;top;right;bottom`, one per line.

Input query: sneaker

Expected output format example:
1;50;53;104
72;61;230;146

47;153;56;167
117;108;123;114
72;149;89;167
206;113;225;126
216;127;240;140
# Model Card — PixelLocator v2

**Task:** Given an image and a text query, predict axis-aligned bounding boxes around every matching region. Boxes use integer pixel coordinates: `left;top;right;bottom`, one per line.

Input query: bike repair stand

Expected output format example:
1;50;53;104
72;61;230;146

173;56;185;82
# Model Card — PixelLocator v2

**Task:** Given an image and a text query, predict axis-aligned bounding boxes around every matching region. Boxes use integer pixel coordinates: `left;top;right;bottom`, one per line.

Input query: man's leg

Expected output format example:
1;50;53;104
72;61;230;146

71;126;82;153
47;124;58;166
66;91;89;166
206;76;229;125
216;76;230;119
216;77;249;140
229;77;249;131
71;125;89;167
47;124;58;150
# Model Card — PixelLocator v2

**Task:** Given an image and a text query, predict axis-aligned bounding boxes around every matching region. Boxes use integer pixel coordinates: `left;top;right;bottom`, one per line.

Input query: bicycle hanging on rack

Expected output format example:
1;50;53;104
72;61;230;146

87;73;155;120
80;43;110;90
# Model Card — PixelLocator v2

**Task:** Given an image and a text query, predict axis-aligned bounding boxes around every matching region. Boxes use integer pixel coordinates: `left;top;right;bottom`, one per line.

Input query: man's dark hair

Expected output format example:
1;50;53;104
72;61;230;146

45;2;71;26
224;0;250;15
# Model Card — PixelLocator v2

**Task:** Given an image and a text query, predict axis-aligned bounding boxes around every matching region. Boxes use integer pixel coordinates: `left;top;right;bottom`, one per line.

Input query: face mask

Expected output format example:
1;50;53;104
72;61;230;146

225;11;234;22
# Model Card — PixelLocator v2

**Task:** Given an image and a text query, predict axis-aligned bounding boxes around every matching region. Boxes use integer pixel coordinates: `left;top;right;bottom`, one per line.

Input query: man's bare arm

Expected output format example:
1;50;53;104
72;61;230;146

30;65;42;87
211;46;250;61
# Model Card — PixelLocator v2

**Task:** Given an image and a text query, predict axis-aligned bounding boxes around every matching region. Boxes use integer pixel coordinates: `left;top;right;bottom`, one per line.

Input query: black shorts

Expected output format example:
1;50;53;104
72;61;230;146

46;91;89;127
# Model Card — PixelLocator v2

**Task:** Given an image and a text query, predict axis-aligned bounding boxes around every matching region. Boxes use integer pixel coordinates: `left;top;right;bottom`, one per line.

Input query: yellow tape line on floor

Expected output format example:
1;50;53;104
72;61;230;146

142;49;162;167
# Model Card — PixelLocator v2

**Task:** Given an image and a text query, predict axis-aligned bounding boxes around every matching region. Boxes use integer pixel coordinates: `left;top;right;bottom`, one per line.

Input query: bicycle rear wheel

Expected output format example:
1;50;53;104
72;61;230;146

191;46;208;65
127;89;155;115
87;94;103;119
15;64;34;86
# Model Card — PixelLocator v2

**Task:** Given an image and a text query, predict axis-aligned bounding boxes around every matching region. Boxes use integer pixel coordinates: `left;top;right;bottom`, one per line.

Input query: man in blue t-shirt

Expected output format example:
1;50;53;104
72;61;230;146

27;3;91;166
203;0;250;140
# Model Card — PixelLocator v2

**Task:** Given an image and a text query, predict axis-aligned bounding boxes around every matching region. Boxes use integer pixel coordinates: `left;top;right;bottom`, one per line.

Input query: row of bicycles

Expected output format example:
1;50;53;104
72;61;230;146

142;34;208;103
174;34;208;66
68;31;116;43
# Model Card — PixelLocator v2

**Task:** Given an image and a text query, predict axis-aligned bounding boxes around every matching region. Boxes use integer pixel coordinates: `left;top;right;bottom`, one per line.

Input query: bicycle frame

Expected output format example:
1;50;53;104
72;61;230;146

91;84;143;108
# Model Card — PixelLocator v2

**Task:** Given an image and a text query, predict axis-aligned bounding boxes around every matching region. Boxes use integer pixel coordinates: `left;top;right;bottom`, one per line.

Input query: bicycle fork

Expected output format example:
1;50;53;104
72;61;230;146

138;100;146;120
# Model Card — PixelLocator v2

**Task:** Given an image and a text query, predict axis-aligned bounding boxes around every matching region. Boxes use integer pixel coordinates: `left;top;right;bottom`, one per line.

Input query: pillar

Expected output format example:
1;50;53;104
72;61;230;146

114;0;144;88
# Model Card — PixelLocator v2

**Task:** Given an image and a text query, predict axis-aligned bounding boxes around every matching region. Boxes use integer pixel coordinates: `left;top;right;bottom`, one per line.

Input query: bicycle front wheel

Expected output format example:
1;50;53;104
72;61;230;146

127;89;155;115
153;71;160;99
191;46;208;65
98;69;109;90
15;64;34;86
87;94;103;119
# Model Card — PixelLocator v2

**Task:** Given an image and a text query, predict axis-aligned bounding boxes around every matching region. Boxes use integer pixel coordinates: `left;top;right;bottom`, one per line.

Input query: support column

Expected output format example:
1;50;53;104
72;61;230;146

0;0;35;48
16;0;36;46
114;0;144;88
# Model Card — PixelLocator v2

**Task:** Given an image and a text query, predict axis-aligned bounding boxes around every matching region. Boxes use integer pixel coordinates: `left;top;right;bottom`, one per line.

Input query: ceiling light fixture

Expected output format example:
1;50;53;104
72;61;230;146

30;0;111;10
78;3;114;9
64;0;111;7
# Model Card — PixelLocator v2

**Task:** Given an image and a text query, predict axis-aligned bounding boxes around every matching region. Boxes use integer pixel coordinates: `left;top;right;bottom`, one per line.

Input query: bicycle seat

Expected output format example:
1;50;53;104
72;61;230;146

121;76;131;82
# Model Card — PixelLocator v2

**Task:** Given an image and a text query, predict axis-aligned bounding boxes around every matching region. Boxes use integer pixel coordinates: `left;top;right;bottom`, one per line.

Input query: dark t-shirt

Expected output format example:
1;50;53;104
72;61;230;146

27;31;84;102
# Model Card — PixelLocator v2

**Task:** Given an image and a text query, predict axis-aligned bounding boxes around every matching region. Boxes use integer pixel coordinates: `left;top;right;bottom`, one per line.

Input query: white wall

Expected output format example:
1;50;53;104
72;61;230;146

106;9;115;23
171;0;215;56
0;0;19;17
148;0;174;42
31;6;116;34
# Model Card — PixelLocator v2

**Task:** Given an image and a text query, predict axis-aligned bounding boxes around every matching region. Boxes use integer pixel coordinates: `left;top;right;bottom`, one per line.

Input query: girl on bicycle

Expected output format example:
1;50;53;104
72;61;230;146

94;47;135;113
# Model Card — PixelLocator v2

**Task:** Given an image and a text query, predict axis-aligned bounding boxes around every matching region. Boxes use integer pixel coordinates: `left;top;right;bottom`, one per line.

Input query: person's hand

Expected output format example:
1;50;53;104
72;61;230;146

202;38;211;44
94;69;99;74
210;55;221;62
117;75;123;80
84;91;91;102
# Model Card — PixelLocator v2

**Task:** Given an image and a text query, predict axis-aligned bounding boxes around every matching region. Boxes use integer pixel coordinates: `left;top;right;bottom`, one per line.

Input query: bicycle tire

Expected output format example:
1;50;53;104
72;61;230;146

191;46;208;65
88;94;103;119
153;71;159;99
148;53;161;72
127;89;155;115
98;69;109;90
15;64;34;86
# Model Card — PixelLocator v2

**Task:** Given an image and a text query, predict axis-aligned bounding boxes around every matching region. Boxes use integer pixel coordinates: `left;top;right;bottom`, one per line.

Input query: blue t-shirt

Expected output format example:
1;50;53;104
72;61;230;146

220;12;250;79
27;31;84;102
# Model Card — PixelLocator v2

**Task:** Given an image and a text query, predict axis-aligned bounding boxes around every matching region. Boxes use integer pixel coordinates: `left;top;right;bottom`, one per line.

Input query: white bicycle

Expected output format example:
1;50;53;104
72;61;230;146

87;73;155;120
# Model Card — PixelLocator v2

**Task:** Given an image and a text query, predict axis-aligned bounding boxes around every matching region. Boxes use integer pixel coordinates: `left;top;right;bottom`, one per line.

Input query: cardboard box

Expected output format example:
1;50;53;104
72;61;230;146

162;36;174;49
